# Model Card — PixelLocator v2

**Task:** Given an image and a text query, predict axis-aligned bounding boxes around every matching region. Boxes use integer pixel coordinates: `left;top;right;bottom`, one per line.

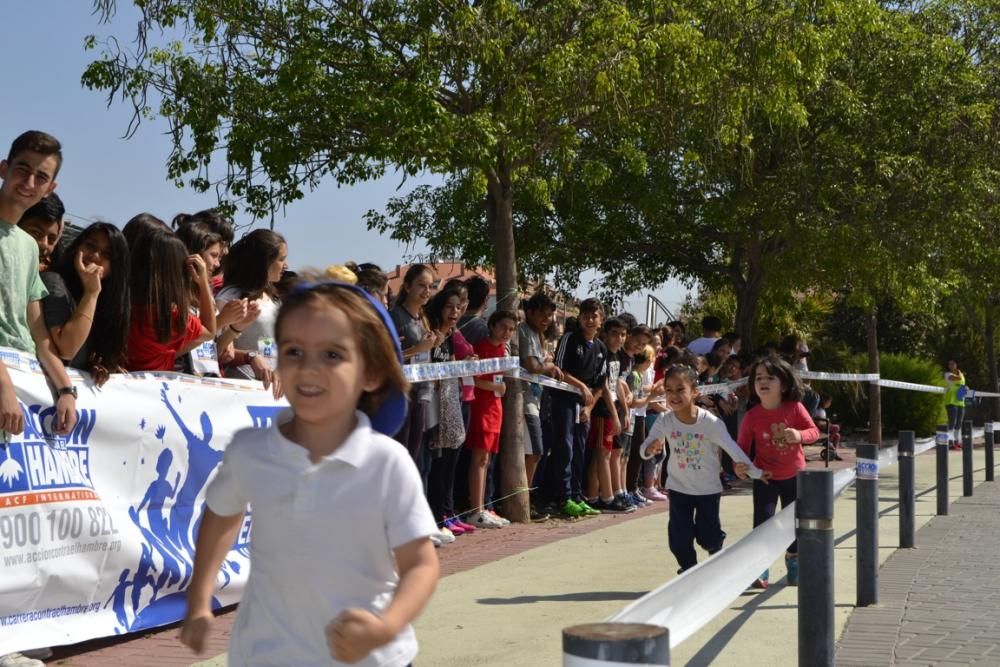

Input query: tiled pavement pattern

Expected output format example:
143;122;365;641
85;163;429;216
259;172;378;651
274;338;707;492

837;480;1000;666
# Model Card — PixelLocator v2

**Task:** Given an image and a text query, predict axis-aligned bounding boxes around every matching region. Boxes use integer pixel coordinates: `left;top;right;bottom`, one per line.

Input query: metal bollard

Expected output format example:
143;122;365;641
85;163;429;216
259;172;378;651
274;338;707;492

898;431;915;548
936;424;949;516
855;444;879;606
797;470;835;667
962;420;973;497
563;623;670;666
989;424;997;483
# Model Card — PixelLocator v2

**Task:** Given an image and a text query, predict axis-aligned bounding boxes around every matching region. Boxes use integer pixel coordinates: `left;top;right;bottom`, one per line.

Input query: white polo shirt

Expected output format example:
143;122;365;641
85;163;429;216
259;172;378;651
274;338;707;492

205;409;438;667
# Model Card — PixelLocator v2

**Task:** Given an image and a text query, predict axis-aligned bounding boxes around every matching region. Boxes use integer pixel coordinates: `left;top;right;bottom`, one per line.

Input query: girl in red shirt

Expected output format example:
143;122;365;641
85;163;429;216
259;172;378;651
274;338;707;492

466;310;517;529
737;355;819;589
127;229;216;371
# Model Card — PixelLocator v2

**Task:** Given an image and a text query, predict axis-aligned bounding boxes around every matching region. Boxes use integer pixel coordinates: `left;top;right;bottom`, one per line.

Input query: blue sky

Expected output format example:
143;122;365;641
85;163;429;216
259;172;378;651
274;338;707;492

1;1;690;317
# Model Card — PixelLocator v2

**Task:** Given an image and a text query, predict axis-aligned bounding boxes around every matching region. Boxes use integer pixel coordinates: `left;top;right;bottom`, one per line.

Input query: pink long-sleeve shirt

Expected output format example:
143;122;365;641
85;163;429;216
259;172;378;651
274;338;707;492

737;401;820;481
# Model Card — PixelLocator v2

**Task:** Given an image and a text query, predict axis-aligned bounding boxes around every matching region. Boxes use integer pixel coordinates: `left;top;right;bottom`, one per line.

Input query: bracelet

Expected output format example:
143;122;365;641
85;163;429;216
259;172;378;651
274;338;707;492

229;324;244;335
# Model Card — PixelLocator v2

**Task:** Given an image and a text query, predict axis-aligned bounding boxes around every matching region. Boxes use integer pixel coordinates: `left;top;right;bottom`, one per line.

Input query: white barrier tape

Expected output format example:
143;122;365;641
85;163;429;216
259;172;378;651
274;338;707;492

876;379;946;394
968;389;1000;398
403;357;519;383
510;368;582;395
698;377;748;396
801;371;881;382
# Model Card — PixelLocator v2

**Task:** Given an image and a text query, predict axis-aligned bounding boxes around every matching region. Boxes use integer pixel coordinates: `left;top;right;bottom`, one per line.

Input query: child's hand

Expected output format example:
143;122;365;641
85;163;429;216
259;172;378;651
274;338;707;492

580;406;591;424
646;441;664;457
53;393;77;435
611;416;622;436
734;463;749;480
494;380;507;397
761;471;773;482
0;382;23;435
326;608;393;664
179;610;214;654
783;427;802;444
218;298;248;330
581;387;594;407
76;250;104;294
186;254;209;283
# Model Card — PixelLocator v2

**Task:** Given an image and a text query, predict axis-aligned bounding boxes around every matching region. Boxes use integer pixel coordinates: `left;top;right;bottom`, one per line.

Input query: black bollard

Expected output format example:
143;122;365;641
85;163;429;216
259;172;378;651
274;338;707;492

563;623;670;666
989;424;997;483
855;444;879;606
962;420;973;497
936;424;949;516
898;431;915;548
798;470;834;667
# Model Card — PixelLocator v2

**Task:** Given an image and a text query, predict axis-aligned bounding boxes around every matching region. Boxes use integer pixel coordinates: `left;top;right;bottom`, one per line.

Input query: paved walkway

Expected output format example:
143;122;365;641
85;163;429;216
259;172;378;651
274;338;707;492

837;478;1000;666
40;441;1000;666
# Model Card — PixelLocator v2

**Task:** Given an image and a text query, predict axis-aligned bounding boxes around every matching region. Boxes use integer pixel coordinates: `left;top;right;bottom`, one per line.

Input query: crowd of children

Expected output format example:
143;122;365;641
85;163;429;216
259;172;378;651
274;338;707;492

0;129;835;666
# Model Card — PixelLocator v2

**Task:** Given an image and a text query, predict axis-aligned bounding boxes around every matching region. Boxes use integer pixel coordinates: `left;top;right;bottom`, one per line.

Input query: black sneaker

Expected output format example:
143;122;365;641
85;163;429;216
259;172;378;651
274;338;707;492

530;507;550;522
595;497;635;514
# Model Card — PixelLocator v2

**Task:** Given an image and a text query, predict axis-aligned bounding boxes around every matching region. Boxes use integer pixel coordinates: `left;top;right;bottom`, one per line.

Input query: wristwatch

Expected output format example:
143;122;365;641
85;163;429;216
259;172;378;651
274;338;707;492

245;351;258;364
57;386;78;399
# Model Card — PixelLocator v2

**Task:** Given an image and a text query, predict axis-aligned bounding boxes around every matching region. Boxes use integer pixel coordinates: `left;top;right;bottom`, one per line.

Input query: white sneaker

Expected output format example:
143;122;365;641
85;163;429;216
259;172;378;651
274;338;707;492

429;533;442;547
486;509;511;526
0;653;46;667
470;511;505;528
437;526;456;544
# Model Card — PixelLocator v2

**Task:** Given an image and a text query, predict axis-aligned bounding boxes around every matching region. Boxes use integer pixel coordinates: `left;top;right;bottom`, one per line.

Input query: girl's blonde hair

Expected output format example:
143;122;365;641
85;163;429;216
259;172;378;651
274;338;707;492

275;283;410;421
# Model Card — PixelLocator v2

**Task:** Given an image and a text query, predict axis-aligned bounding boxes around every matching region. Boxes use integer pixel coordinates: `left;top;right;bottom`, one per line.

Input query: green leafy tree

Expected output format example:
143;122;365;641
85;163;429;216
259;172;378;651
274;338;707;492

85;0;705;520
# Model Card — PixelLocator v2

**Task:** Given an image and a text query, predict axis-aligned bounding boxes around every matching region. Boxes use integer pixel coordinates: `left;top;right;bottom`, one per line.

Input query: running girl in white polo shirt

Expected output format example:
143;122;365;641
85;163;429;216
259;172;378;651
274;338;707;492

180;281;440;666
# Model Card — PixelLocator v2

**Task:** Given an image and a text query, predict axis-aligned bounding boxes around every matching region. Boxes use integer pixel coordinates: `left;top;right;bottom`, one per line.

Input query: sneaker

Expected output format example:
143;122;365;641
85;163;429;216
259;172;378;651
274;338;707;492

0;653;45;667
751;569;769;590
643;486;668;502
429;532;442;547
593;498;635;514
470;511;505;528
451;516;476;533
786;554;799;586
443;517;466;536
630;491;650;507
438;526;457;544
562;499;587;518
530;507;550;522
486;509;511;526
575;499;602;516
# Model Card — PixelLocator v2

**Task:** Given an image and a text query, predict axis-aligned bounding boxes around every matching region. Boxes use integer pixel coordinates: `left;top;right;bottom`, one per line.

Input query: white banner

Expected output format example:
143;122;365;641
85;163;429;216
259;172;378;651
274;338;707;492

0;355;285;654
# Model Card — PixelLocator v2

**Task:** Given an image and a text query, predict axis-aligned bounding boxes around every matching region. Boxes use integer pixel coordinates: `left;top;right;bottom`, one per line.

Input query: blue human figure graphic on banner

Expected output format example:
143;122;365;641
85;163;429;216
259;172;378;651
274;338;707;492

105;569;133;632
128;448;185;588
159;384;222;587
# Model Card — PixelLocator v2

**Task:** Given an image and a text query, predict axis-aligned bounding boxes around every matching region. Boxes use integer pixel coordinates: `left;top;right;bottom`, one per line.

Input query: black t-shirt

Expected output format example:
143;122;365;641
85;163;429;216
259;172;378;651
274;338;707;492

555;331;607;404
41;272;91;371
457;314;489;345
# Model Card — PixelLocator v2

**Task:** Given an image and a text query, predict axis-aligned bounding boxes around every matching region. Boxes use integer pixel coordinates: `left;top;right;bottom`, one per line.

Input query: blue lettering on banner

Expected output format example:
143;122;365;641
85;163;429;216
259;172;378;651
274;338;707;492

0;404;97;494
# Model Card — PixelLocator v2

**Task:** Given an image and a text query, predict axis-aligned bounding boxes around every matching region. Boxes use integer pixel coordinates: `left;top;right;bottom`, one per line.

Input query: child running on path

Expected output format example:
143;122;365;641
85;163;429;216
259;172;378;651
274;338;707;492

180;281;439;666
737;355;819;589
640;365;764;573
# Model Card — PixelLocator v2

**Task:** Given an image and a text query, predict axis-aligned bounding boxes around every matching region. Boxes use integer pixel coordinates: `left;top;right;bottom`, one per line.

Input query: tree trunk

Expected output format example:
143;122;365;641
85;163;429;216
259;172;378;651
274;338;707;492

865;308;881;446
985;297;999;422
732;249;765;351
486;168;529;523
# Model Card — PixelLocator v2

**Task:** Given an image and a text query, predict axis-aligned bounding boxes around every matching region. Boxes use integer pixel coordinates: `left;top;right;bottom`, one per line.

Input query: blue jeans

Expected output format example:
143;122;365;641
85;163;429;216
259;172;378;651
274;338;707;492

946;404;965;442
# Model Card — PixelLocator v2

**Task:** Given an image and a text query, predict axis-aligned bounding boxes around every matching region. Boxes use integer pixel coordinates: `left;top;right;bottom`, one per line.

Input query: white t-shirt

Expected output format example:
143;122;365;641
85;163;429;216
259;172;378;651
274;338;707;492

686;336;720;356
205;410;438;667
631;367;656;418
215;287;280;379
644;408;762;495
518;321;544;416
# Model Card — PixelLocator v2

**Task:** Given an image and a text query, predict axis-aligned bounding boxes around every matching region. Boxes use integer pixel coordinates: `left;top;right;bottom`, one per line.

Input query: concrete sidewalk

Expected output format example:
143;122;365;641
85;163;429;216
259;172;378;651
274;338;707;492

49;443;992;666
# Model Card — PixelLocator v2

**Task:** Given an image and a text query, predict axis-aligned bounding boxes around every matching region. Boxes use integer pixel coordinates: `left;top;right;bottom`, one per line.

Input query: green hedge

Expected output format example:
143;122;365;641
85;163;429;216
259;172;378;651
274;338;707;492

810;351;947;438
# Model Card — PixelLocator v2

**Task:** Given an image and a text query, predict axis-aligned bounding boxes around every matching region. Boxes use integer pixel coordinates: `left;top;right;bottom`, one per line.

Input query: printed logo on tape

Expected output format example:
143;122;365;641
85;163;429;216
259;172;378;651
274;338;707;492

856;457;879;480
936;431;949;446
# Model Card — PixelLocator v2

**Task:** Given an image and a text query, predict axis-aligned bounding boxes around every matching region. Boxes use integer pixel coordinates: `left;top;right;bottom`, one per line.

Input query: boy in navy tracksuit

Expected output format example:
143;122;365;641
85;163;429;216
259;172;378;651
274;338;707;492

546;298;608;518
